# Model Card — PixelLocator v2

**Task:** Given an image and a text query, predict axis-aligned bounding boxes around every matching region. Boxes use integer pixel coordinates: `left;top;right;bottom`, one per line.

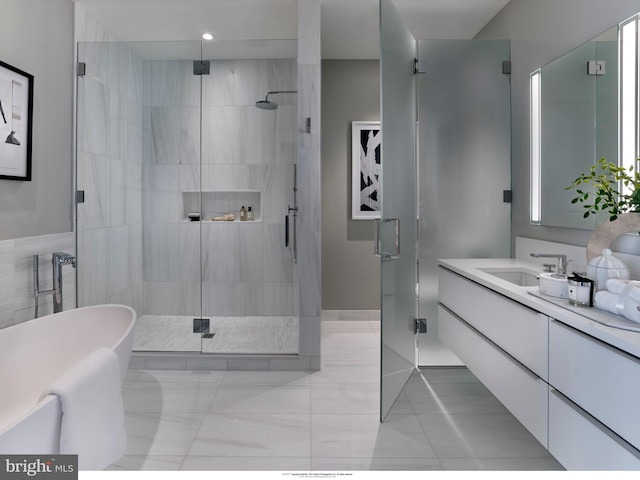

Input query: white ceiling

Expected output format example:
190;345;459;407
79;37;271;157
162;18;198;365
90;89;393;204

75;0;511;59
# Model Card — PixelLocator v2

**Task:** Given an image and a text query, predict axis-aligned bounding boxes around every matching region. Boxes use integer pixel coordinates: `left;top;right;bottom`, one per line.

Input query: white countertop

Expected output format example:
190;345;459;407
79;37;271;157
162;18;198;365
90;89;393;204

439;258;640;358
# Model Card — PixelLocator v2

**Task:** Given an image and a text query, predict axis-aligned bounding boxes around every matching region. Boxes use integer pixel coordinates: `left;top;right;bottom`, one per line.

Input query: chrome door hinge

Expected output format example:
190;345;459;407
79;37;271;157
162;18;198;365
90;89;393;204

414;318;427;334
193;60;210;75
77;62;86;77
413;58;425;75
193;318;210;333
587;60;606;76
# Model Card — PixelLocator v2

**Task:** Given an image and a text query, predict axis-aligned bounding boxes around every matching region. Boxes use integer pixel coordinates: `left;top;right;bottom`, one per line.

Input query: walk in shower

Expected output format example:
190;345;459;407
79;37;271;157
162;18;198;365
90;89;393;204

75;39;299;355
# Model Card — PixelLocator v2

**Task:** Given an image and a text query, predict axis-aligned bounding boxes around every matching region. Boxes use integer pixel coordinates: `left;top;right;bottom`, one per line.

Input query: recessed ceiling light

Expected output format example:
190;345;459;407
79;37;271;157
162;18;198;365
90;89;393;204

202;33;214;41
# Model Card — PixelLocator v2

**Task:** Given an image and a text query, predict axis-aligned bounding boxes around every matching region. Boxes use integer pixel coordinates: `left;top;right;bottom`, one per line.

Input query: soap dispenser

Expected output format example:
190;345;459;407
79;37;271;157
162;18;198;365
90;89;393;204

247;206;253;221
240;206;246;221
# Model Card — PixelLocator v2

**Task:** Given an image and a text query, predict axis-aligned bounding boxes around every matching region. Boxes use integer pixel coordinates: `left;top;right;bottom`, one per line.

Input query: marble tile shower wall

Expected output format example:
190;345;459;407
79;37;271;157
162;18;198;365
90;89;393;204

296;0;322;369
142;58;298;317
76;39;145;316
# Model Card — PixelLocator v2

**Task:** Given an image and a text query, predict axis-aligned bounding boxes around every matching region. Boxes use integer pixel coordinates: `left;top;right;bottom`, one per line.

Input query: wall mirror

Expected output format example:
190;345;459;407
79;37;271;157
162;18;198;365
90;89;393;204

532;17;639;229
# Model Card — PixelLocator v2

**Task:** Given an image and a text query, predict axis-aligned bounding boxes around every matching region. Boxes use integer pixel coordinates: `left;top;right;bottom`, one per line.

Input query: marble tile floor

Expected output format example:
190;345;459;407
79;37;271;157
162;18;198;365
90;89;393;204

109;317;564;472
133;315;299;354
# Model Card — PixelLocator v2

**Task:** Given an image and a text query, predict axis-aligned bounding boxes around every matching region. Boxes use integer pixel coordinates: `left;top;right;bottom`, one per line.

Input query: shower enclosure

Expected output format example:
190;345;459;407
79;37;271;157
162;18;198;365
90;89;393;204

75;39;299;355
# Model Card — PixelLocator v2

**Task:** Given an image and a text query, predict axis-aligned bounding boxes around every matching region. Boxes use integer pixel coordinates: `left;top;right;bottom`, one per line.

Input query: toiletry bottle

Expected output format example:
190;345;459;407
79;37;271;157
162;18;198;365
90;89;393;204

240;206;246;221
247;206;253;221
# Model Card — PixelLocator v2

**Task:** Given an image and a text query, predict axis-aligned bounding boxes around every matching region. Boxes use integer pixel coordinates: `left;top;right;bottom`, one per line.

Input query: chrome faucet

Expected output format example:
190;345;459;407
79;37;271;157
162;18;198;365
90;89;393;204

52;252;76;313
33;252;77;317
530;253;567;275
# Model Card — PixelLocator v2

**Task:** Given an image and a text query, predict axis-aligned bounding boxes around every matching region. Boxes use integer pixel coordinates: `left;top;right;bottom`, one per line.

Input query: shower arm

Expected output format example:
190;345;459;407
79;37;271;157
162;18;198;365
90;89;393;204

264;90;297;102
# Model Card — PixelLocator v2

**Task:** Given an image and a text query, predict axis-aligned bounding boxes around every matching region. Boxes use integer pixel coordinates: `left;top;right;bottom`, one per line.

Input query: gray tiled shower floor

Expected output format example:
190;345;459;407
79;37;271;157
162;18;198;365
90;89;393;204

132;315;298;354
111;317;564;472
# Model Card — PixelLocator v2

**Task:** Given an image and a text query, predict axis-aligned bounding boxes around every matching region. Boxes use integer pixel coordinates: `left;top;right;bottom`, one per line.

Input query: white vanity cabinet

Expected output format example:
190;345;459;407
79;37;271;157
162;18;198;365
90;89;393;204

548;388;640;470
438;267;549;447
437;259;640;470
548;319;640;468
438;305;549;446
439;267;548;379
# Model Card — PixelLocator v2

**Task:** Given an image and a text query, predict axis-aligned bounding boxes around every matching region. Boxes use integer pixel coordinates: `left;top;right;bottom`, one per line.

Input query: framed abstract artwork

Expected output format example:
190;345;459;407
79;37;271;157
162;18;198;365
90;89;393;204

0;60;33;181
351;121;381;220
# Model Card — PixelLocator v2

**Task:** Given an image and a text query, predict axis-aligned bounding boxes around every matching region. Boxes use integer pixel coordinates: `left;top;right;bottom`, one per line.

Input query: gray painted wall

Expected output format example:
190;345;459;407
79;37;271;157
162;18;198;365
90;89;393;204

0;0;74;240
477;0;640;249
321;60;380;310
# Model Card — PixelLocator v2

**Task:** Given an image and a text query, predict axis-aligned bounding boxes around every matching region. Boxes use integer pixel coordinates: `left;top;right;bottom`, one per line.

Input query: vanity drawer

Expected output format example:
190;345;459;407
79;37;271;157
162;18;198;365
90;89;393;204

549;319;640;451
439;305;548;447
439;267;548;379
549;388;640;470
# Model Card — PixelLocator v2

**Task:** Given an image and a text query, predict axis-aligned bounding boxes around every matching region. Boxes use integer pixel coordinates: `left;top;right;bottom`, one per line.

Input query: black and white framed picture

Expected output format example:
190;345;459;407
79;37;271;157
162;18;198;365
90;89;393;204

0;60;33;181
351;121;381;220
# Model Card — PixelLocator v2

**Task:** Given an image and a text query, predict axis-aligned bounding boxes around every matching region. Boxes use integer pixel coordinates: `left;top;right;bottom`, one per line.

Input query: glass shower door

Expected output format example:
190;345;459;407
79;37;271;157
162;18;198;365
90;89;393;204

197;44;299;355
379;0;418;421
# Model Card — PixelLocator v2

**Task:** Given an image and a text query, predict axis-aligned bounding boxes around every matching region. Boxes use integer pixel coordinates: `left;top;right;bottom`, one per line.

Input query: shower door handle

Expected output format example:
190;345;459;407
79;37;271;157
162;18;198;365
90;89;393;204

285;215;289;247
285;213;297;264
374;218;400;260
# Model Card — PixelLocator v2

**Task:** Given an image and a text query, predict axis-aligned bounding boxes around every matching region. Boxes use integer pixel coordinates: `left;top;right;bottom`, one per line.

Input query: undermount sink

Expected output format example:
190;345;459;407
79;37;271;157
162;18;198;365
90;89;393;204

479;267;541;287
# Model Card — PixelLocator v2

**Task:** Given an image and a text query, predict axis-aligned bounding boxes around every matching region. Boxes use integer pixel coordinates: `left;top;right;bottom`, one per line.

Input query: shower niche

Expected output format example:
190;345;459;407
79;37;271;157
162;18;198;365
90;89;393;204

182;190;262;222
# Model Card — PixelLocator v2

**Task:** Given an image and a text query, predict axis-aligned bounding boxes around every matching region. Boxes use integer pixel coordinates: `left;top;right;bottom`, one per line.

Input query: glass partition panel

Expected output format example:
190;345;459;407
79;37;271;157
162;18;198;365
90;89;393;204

76;40;205;353
416;39;512;366
379;0;418;421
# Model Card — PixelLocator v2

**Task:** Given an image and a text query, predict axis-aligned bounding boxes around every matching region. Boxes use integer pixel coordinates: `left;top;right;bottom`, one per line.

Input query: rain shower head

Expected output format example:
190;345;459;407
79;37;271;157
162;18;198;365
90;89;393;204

255;90;297;110
256;99;278;110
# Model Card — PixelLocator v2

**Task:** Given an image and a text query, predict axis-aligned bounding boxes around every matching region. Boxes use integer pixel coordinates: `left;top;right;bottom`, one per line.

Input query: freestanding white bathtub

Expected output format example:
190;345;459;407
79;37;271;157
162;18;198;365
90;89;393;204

0;304;136;454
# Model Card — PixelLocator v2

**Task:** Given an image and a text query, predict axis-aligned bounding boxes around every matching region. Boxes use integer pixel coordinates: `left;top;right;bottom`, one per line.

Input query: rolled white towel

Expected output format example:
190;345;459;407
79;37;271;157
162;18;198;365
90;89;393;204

628;286;640;304
616;280;640;308
604;278;640;294
624;299;640;323
595;290;640;323
595;290;620;314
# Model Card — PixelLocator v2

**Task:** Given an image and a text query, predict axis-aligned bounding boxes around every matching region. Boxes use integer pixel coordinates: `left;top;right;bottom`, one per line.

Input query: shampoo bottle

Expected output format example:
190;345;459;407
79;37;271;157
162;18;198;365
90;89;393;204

240;206;246;221
247;206;253;221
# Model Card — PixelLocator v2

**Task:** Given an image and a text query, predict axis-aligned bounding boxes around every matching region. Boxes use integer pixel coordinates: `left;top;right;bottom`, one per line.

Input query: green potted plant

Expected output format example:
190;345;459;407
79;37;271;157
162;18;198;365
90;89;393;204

565;157;640;221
